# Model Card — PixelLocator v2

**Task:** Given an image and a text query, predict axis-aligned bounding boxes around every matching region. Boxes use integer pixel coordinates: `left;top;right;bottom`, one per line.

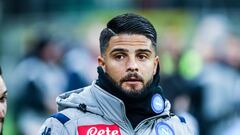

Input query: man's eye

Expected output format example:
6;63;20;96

137;54;148;60
0;96;7;103
114;54;125;60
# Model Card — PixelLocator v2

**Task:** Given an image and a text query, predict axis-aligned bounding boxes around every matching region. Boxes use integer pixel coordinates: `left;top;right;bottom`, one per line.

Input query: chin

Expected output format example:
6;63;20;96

122;86;144;94
129;87;143;92
122;83;143;90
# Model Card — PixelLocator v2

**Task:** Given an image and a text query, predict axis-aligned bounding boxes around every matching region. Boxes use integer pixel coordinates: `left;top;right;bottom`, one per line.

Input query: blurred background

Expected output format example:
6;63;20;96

0;0;240;134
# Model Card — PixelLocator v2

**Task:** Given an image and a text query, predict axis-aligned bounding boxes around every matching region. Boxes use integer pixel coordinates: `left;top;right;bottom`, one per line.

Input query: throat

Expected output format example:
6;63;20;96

125;95;157;128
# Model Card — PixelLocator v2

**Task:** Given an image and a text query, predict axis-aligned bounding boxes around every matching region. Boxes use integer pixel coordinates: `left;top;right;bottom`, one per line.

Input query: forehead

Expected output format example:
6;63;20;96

107;34;153;52
0;76;7;94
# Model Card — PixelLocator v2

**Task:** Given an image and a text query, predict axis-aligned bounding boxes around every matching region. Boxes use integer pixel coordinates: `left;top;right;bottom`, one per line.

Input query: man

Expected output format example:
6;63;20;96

39;13;192;135
0;66;7;135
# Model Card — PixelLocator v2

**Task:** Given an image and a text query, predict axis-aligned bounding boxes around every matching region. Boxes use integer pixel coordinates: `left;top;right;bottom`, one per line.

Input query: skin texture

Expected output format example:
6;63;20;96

98;34;158;94
0;76;7;134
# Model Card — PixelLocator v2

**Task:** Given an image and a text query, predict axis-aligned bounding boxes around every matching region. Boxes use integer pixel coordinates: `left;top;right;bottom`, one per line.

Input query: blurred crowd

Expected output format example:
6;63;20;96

11;36;98;135
0;7;240;135
159;15;240;135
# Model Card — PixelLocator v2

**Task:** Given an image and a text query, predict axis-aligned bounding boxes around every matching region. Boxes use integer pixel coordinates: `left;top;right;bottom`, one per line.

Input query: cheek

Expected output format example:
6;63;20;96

4;103;7;112
105;62;125;82
0;103;7;115
140;62;155;79
2;103;7;111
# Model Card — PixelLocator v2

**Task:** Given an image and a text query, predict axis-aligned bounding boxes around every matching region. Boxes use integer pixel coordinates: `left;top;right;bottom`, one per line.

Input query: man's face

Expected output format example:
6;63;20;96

0;76;7;133
98;34;158;94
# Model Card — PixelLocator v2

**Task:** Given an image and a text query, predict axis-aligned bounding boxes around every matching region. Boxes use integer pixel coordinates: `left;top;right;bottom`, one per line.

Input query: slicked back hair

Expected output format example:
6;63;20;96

99;13;157;56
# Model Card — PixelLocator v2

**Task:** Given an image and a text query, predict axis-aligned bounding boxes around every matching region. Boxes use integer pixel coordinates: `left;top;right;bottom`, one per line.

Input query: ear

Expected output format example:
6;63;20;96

153;56;159;75
98;56;105;70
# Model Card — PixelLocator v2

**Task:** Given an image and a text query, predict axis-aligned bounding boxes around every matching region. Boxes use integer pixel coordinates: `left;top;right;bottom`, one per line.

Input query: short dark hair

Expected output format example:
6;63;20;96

99;13;157;55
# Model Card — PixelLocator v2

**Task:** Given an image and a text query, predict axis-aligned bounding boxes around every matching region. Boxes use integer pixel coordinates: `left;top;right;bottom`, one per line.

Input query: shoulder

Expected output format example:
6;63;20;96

38;108;90;135
38;113;70;135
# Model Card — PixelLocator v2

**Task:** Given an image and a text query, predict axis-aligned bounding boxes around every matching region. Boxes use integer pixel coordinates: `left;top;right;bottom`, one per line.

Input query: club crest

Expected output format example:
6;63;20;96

151;93;164;114
155;122;175;135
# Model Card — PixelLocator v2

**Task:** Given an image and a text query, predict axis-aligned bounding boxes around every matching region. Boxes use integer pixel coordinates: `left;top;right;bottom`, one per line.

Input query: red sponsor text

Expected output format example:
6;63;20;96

78;124;121;135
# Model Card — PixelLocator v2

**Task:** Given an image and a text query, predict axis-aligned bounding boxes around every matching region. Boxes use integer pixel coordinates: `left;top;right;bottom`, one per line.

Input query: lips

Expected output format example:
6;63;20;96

120;72;144;85
122;77;143;85
124;81;142;85
125;78;142;82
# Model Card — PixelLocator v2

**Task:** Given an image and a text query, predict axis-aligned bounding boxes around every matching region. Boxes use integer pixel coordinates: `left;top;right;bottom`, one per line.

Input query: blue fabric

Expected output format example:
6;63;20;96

177;116;186;123
41;127;51;135
51;113;70;125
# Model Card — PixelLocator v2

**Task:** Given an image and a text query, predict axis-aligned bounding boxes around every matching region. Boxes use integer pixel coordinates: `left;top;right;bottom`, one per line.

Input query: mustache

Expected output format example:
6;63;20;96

120;72;144;83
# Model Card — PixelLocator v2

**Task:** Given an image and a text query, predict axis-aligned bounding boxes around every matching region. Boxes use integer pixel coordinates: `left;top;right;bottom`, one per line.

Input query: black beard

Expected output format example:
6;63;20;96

108;73;153;98
96;66;161;101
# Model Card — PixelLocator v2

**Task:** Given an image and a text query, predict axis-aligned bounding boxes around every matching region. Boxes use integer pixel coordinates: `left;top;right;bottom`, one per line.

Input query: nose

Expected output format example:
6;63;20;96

126;56;139;72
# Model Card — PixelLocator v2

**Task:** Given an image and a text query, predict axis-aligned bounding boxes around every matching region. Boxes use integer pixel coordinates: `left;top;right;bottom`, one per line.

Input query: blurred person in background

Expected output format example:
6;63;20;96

63;41;98;90
0;66;7;135
192;15;240;135
63;23;103;91
210;32;240;135
13;36;68;135
63;22;103;91
38;13;192;135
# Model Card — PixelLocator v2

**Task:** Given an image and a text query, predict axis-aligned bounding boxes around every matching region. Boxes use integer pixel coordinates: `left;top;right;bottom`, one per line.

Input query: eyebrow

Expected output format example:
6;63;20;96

0;90;7;97
110;48;153;55
110;48;129;54
136;49;152;53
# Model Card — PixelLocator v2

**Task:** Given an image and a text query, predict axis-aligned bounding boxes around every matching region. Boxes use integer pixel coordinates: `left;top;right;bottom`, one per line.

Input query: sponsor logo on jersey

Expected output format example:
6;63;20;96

155;122;175;135
78;124;121;135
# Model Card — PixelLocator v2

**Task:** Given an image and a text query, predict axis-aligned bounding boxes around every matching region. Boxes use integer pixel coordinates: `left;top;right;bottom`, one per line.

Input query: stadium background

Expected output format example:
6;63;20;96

0;0;240;134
